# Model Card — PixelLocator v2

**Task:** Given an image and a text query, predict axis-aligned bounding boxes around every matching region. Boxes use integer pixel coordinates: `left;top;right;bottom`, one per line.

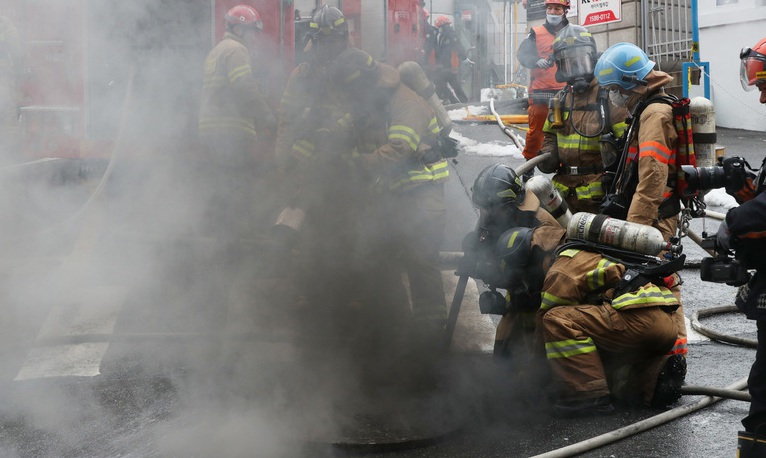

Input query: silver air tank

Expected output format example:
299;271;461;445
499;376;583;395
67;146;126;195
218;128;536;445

567;212;680;256
690;97;716;168
398;61;452;134
526;175;572;227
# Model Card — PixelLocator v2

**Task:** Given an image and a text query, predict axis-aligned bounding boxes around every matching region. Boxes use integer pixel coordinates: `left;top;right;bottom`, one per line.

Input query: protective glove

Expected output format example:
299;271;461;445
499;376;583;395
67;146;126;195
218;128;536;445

536;58;552;69
715;219;731;254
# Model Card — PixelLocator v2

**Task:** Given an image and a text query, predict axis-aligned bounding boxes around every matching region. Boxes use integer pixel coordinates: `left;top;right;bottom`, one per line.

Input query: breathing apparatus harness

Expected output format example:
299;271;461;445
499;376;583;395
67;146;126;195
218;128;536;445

555;238;685;306
600;87;703;226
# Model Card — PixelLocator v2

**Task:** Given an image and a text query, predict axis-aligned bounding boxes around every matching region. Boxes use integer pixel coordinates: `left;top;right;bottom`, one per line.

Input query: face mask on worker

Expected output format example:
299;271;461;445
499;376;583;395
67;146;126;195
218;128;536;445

547;14;563;26
609;88;630;107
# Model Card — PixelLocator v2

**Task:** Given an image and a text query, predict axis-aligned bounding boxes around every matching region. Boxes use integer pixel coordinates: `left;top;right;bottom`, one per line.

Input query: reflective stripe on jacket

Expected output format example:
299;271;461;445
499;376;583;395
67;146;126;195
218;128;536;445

198;33;273;143
540;249;679;312
542;80;629;205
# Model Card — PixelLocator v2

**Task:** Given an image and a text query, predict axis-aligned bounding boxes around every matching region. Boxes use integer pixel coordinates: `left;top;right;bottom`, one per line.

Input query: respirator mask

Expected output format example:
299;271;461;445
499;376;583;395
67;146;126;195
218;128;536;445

555;46;596;94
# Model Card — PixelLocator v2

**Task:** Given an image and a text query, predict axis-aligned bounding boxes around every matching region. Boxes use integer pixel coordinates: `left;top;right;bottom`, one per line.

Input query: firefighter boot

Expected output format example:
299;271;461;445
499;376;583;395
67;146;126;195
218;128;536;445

738;429;766;458
552;395;615;418
651;354;687;408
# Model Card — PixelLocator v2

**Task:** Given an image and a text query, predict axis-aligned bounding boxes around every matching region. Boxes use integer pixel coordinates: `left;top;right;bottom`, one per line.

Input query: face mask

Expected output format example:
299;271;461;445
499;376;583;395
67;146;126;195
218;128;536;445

609;89;630;107
546;14;563;26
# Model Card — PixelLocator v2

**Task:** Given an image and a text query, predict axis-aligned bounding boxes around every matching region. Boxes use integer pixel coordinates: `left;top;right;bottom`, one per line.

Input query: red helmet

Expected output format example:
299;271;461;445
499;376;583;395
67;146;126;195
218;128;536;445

740;37;766;91
545;0;571;8
435;16;451;28
225;5;263;31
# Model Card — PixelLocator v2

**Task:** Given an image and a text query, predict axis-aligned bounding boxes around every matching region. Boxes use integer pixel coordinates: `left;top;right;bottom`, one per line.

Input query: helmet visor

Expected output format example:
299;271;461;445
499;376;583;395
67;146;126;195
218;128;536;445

740;47;766;91
556;47;596;83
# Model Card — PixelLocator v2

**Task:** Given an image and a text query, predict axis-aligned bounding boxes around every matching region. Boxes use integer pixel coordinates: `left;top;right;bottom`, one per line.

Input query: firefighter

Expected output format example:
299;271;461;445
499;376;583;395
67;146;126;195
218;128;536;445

417;8;437;80
724;37;766;456
539;243;684;417
273;6;369;334
594;42;688;377
465;163;566;365
0;14;21;164
433;16;468;104
537;25;629;214
516;0;569;177
198;4;277;242
275;5;350;169
328;47;450;346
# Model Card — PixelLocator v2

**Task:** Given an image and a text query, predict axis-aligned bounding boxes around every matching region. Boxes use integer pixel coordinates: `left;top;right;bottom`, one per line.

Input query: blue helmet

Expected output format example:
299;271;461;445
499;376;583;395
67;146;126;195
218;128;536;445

595;42;655;90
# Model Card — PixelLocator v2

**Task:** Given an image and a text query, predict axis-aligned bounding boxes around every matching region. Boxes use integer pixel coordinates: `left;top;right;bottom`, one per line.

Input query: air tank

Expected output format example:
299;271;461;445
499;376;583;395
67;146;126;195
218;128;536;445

690;97;716;168
567;212;680;256
398;61;452;134
526;175;572;227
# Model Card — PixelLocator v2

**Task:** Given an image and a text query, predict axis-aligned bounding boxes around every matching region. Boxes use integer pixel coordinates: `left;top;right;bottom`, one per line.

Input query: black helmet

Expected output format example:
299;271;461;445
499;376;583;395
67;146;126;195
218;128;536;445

471;163;526;209
309;5;349;40
329;47;400;92
552;25;598;87
495;227;534;270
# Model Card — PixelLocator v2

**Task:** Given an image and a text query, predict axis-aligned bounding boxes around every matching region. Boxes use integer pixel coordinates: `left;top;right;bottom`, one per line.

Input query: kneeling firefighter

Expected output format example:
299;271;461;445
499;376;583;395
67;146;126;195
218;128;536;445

539;213;687;417
537;25;629;214
460;163;566;362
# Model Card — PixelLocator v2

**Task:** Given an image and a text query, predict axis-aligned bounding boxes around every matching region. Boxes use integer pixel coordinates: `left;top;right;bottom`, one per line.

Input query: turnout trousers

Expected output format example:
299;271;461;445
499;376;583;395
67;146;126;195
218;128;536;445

541;304;678;403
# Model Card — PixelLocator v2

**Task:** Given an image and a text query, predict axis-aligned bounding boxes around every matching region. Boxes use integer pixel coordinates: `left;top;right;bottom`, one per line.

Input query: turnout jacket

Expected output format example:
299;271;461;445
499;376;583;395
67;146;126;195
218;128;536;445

727;191;766;320
620;71;679;240
541;79;629;212
199;32;274;150
541;249;680;312
352;82;448;192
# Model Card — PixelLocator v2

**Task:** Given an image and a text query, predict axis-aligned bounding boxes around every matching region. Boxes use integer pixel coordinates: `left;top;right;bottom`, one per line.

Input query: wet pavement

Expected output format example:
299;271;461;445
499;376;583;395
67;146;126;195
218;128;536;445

0;121;763;457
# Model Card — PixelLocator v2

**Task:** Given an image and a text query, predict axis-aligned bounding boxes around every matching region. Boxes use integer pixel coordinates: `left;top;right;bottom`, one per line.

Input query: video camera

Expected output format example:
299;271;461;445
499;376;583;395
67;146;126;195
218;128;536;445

698;233;751;286
681;156;753;196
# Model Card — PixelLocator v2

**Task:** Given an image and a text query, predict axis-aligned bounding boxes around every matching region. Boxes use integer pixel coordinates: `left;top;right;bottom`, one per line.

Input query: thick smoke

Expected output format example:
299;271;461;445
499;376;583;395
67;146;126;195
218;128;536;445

0;2;533;457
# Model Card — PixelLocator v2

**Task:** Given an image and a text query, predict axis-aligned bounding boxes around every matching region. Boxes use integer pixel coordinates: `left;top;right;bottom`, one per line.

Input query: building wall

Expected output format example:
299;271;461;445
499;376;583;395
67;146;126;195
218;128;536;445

699;1;766;130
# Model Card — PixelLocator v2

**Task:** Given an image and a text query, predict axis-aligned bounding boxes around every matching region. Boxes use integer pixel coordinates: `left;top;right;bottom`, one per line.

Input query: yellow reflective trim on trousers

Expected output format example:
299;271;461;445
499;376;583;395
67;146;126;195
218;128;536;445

545;338;597;359
553;179;604;200
228;64;252;82
611;285;678;310
586;257;614;291
541;292;576;310
389;125;420;152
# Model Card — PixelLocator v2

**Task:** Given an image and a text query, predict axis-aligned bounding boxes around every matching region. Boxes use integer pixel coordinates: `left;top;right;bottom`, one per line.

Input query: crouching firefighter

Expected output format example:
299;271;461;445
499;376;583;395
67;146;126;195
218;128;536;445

459;163;566;363
538;215;687;417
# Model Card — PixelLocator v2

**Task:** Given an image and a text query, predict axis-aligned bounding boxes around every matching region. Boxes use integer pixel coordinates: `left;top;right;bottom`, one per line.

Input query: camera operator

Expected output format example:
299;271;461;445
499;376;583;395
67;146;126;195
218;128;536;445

719;37;766;450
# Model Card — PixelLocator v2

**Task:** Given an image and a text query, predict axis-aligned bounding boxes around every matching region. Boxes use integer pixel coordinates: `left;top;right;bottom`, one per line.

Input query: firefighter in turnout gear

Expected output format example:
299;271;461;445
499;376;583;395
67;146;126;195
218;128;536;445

516;0;569;169
329;47;450;343
198;4;277;240
433;16;468;104
594;42;689;375
275;5;350;170
539;243;684;417
466;163;566;361
537;25;629;214
273;6;369;335
724;37;766;456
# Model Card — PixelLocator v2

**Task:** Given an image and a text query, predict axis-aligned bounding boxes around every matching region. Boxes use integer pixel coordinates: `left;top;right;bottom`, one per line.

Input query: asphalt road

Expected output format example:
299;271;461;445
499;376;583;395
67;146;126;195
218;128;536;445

0;121;764;458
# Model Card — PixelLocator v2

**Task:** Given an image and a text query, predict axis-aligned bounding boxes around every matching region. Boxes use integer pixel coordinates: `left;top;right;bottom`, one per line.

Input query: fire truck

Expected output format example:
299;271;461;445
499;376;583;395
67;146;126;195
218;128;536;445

2;0;432;163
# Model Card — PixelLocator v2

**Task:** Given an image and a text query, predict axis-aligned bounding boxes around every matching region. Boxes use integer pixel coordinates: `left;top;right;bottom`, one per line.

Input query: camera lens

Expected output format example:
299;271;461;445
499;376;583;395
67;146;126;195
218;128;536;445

681;165;727;194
